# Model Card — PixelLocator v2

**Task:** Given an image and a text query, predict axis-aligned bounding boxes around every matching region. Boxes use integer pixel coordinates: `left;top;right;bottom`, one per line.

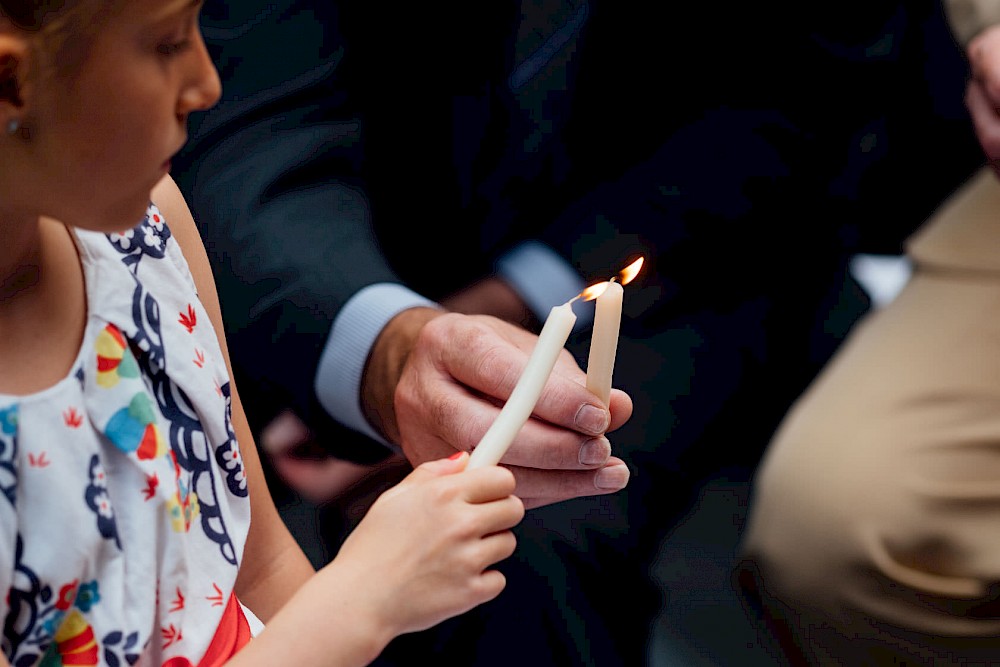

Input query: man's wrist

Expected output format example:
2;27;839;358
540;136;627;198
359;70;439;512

361;306;445;444
315;283;438;448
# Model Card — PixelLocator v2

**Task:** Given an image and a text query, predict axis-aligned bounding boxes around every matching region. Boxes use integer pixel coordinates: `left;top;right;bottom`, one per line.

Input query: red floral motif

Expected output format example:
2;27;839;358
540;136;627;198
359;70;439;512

27;452;50;468
162;624;183;649
193;349;205;368
55;580;79;611
161;659;194;667
143;473;159;501
206;583;224;608
178;305;197;333
63;407;83;428
169;587;185;613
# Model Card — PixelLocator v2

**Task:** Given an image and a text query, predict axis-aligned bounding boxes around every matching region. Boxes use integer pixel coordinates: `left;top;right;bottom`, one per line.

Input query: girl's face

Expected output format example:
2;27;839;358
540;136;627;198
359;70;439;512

17;0;220;232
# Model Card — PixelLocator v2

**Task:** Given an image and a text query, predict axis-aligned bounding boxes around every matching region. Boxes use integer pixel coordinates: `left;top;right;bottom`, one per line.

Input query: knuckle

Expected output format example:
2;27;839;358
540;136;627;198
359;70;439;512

450;512;480;540
428;479;459;507
500;531;518;558
494;465;517;488
492;466;521;498
555;471;585;501
473;344;520;398
509;497;526;524
480;569;507;594
426;393;466;438
393;379;420;419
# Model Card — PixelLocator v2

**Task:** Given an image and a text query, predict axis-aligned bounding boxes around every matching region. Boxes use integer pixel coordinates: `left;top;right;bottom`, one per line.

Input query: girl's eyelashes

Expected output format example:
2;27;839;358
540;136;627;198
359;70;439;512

156;5;204;59
157;39;192;57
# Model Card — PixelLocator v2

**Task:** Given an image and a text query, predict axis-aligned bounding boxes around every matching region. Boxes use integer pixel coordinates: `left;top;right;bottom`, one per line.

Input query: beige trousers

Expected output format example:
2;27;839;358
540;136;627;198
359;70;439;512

739;167;1000;665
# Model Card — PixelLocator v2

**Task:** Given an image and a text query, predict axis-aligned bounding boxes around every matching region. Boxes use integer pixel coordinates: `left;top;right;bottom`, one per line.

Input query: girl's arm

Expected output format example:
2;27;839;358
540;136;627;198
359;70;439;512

151;175;525;666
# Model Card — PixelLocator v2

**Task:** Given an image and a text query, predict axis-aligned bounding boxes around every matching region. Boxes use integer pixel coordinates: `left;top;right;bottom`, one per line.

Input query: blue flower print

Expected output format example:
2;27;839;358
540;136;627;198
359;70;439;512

85;455;120;549
0;405;17;435
76;581;100;612
142;225;163;252
214;383;248;498
108;228;136;251
106;205;172;269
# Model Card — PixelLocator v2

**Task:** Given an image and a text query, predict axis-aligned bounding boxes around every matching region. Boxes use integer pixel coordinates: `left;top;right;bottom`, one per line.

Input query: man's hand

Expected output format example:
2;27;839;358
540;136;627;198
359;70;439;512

362;307;633;510
966;24;1000;176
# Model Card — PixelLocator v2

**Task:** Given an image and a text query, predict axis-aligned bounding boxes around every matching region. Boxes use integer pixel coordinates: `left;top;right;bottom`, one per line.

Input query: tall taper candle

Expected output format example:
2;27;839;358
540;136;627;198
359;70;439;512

467;301;578;469
585;280;623;405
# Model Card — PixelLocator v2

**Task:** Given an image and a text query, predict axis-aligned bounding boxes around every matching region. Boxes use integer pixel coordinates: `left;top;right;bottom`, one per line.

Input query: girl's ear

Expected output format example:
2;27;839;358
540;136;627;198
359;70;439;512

0;34;28;112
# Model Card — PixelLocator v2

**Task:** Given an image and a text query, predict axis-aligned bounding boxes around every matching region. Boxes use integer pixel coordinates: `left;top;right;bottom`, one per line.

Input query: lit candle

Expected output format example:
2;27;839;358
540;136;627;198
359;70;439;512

586;280;623;406
467;300;580;469
585;257;644;406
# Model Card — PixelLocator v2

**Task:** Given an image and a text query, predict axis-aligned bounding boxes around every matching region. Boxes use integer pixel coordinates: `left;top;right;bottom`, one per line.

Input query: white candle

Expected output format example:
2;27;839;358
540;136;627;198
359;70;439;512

467;301;578;469
585;280;623;405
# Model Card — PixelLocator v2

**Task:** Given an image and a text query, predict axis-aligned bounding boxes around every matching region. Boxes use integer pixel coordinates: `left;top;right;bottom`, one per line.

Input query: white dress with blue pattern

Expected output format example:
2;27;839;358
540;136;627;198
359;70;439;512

0;206;250;667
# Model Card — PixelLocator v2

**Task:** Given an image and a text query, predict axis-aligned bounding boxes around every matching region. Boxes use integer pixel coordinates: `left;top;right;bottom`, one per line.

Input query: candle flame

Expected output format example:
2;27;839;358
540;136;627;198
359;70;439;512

572;257;644;304
580;282;610;302
618;257;644;285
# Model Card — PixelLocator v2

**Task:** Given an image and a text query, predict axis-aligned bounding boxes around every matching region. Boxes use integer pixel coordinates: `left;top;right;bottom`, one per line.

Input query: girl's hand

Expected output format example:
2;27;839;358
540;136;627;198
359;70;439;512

329;452;525;638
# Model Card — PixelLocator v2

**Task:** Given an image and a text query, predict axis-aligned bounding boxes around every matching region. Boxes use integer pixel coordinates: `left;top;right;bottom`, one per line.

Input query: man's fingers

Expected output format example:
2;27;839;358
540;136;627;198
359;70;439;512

408;378;612;470
397;312;634;478
505;458;630;505
608;388;633;431
433;322;612;436
499;418;613;469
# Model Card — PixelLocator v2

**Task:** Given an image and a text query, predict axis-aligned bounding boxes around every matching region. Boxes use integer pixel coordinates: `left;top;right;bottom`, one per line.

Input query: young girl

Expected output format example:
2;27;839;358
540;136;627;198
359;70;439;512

0;1;524;665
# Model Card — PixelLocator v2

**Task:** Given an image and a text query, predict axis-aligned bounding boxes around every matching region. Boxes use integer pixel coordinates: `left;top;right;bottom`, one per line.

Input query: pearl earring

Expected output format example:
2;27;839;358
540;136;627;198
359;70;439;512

5;118;19;135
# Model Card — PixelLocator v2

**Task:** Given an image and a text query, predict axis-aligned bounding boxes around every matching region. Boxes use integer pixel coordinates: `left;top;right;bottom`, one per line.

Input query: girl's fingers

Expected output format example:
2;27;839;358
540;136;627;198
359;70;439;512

469;569;507;605
476;530;518;567
459;467;520;506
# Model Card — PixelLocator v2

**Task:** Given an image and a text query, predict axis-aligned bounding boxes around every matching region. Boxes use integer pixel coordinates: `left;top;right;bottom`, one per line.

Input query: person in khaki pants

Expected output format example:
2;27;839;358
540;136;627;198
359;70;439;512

739;1;1000;662
739;167;1000;664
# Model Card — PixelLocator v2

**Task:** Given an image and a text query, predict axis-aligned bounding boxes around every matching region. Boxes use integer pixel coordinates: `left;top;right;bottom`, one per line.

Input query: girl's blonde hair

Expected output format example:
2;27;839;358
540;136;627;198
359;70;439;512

0;0;75;32
0;0;113;82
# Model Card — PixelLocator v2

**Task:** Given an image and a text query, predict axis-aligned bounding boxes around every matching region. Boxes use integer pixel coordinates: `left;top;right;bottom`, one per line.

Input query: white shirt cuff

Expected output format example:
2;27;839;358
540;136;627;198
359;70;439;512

495;240;590;329
314;283;438;450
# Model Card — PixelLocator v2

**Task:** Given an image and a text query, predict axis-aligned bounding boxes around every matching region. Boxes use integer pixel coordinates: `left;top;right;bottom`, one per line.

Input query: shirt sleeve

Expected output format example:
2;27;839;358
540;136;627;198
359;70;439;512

314;283;440;450
495;241;591;330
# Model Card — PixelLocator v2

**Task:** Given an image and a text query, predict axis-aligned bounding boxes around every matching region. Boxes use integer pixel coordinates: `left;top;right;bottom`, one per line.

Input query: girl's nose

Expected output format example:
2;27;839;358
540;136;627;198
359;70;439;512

178;34;221;116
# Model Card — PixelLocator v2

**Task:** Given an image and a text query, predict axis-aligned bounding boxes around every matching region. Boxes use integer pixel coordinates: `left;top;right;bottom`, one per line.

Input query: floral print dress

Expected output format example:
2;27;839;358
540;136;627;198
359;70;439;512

0;207;251;667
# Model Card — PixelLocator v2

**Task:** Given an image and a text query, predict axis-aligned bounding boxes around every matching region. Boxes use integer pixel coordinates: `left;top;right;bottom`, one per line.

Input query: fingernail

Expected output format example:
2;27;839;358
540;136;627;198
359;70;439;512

579;437;611;466
595;463;630;490
575;404;610;434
